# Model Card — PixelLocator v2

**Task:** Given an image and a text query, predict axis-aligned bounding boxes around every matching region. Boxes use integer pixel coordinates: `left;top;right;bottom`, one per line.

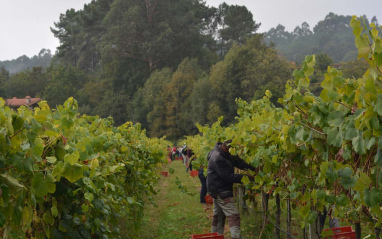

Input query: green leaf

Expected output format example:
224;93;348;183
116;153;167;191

352;131;366;154
354;172;371;191
321;74;333;90
375;94;382;116
299;77;310;88
325;167;337;183
12;114;24;131
0;173;26;192
365;77;377;94
295;126;309;142
82;204;89;213
340;177;356;190
169;167;175;174
375;149;382;167
52;161;64;178
374;52;382;67
33;137;44;157
369;117;380;130
84;192;94;202
241;175;250;184
62;117;74;130
59;220;68;232
22;206;32;226
43;212;55;226
51;206;58;217
365;137;376;150
55;147;66;160
127;197;134;204
32;172;56;197
327;90;338;101
326;127;342;147
61;163;84;183
46;156;57;164
64;151;79;165
335;194;350;206
343;144;352;160
364;188;381;207
299;204;310;218
14;156;33;173
264;161;271;173
355;35;370;59
328;112;344;127
338;167;353;178
90;159;99;170
307;211;318;224
316;190;326;200
344;123;357;140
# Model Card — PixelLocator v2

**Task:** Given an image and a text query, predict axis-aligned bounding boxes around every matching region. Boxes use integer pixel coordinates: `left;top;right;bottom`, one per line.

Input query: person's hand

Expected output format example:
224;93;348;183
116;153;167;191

247;174;254;182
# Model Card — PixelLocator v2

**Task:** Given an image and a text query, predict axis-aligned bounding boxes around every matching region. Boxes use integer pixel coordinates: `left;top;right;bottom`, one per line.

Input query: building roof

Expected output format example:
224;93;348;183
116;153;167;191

5;96;41;107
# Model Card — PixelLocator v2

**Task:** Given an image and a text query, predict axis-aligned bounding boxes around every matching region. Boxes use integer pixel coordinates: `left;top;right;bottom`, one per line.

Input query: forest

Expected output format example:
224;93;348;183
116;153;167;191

0;0;376;140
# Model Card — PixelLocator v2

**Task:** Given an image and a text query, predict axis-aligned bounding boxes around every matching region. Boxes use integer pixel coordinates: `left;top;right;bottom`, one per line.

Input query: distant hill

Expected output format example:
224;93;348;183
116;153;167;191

0;49;52;74
264;13;379;63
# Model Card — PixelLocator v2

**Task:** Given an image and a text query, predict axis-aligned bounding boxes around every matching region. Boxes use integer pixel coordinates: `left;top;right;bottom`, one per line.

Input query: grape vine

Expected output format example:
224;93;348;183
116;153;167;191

0;97;168;238
186;16;382;237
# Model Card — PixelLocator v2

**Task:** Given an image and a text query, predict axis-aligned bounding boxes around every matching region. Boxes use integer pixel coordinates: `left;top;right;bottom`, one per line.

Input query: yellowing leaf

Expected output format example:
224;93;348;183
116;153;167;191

90;159;99;170
22;206;32;226
61;163;84;183
64;151;79;165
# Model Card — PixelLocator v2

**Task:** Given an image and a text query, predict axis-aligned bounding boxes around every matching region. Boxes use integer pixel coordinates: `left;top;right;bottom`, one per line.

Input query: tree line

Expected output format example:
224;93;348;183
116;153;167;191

265;12;379;63
0;0;372;140
0;49;52;74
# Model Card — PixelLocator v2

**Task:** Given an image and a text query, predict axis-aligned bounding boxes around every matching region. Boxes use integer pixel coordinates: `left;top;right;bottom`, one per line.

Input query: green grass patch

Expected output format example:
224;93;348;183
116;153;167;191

138;160;211;238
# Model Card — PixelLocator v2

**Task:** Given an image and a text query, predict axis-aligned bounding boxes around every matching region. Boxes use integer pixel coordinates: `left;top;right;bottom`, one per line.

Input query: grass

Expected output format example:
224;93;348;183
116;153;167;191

137;160;213;238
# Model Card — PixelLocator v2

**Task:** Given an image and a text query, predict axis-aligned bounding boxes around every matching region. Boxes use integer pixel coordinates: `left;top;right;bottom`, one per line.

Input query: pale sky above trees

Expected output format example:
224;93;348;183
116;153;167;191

0;0;381;61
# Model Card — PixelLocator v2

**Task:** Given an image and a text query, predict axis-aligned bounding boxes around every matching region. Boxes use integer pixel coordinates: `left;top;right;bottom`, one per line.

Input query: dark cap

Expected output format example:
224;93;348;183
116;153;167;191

223;139;232;148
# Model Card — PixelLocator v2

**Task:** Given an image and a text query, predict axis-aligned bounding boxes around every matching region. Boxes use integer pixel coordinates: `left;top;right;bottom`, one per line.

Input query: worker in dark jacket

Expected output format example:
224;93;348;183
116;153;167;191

207;140;255;239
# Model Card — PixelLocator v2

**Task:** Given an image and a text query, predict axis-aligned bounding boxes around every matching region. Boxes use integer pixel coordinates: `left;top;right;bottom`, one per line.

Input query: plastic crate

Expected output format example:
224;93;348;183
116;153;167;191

161;171;168;177
323;226;355;239
190;170;199;177
191;232;224;238
204;195;213;205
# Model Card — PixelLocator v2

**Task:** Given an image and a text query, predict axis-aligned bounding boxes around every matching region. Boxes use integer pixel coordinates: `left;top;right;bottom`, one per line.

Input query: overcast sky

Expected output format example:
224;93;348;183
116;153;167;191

0;0;381;61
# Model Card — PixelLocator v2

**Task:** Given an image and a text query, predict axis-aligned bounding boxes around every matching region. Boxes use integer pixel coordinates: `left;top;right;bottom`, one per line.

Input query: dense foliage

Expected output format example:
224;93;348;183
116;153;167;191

0;97;168;238
187;17;382;237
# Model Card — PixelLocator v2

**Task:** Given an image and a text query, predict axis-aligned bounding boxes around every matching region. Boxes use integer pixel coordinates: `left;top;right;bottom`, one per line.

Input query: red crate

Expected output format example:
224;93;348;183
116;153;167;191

161;171;168;177
190;170;199;177
324;226;355;239
191;232;224;239
204;195;213;205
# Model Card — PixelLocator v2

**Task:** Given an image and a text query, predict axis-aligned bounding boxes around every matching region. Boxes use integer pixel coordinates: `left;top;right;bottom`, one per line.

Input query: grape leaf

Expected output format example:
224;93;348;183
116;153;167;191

32;173;56;197
61;163;84;183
